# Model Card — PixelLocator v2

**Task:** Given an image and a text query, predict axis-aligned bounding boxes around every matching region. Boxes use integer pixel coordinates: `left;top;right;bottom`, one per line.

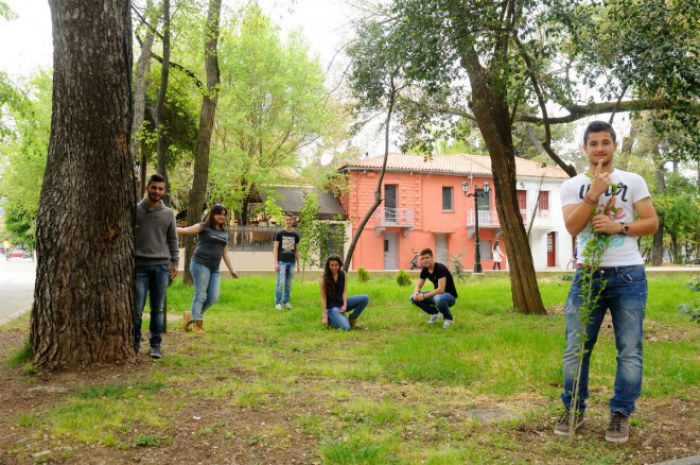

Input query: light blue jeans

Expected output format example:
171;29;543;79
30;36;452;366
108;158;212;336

561;265;647;416
275;261;295;305
189;260;221;321
327;294;370;331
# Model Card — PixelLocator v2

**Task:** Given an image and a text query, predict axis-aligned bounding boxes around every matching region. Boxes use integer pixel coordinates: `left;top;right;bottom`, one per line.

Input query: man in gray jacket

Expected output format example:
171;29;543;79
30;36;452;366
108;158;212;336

134;174;179;359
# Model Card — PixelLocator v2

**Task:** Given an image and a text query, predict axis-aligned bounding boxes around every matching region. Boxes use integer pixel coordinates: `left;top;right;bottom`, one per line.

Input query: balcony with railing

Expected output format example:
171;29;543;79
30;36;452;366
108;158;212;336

375;207;414;235
466;207;553;232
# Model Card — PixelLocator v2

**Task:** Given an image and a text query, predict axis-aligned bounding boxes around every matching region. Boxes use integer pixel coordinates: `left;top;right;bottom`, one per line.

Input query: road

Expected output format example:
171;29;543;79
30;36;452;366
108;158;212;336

0;258;36;325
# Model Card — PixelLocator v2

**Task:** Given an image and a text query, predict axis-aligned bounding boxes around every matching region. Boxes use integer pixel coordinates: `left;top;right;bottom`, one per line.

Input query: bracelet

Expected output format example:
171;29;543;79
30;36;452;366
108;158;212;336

583;193;597;206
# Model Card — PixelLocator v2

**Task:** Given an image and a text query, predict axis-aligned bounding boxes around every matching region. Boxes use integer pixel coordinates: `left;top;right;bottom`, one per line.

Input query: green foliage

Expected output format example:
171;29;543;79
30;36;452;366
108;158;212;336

654;174;700;263
7;340;32;368
679;277;700;323
133;435;160;447
208;6;345;214
0;71;52;246
298;192;320;271
297;193;346;273
395;269;411;286
264;196;285;225
357;267;370;282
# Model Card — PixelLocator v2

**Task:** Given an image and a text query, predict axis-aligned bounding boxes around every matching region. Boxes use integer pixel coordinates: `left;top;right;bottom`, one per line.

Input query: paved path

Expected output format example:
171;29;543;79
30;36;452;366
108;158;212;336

0;258;36;325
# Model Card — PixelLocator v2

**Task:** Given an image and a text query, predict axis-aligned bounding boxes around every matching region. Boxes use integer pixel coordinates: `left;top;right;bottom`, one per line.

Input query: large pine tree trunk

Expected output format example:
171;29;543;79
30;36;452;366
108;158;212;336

459;46;546;315
184;0;222;285
31;0;135;370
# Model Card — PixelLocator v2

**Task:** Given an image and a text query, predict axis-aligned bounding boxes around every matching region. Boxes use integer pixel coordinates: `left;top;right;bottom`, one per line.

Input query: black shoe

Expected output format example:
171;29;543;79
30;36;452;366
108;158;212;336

149;345;163;360
554;409;584;436
605;411;630;444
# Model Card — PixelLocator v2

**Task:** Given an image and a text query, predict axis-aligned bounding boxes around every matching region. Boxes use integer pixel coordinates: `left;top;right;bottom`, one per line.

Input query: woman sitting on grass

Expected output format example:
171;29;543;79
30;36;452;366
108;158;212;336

177;204;239;333
320;255;369;330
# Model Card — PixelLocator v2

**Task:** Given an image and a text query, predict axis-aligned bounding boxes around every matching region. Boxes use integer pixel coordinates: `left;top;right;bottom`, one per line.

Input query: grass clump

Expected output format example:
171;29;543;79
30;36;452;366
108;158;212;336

396;269;411;286
357;267;370;282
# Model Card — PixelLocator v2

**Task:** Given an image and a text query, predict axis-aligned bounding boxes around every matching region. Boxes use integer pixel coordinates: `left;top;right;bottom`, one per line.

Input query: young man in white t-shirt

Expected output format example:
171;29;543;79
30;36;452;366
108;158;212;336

554;121;659;443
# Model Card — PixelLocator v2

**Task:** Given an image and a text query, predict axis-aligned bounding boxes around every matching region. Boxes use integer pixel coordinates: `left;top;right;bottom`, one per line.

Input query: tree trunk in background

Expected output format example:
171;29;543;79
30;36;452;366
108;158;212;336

131;0;156;199
458;46;546;315
651;155;666;266
342;84;395;272
184;0;223;285
31;0;135;370
154;0;171;201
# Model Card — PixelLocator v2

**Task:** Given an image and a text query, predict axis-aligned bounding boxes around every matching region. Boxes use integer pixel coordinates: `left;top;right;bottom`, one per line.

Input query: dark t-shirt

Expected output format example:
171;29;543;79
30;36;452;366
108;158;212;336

275;230;299;263
192;223;228;271
325;270;345;309
420;262;458;298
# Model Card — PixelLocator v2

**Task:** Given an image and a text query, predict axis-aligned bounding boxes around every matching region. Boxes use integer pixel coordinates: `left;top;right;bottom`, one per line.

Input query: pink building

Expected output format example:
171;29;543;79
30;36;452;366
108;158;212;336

339;154;571;271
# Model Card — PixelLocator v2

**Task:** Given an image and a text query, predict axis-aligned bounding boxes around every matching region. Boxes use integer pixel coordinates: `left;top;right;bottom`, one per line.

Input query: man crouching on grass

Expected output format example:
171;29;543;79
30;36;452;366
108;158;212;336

409;248;458;329
554;121;658;443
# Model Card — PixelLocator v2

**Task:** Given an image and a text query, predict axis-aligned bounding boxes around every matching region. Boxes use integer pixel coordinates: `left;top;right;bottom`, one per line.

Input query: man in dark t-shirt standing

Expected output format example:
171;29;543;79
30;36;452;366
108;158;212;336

410;248;458;329
273;213;300;310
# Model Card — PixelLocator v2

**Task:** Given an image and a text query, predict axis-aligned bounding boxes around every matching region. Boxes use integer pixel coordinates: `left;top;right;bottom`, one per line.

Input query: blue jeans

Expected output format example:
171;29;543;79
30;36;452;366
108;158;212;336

561;265;647;416
409;291;456;321
275;261;295;305
327;294;369;330
189;260;221;321
134;264;170;348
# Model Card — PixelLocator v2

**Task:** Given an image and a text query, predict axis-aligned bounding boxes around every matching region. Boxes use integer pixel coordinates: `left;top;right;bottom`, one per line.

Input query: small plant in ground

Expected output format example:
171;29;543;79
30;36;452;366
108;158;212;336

357;267;370;282
679;276;700;323
449;251;467;281
568;181;619;436
7;339;32;368
133;435;159;447
396;269;411;286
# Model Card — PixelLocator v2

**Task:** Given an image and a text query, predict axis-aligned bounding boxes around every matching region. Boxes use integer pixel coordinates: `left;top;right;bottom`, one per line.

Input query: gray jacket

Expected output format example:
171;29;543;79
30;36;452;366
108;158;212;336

135;200;179;266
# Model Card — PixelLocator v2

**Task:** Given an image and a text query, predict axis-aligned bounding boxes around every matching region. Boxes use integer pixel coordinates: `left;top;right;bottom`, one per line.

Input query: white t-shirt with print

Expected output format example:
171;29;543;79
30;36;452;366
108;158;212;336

560;168;651;267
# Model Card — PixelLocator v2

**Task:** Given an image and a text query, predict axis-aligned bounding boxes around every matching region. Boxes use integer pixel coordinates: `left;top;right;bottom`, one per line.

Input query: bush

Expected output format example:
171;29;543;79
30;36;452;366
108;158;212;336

357;267;370;282
396;270;411;286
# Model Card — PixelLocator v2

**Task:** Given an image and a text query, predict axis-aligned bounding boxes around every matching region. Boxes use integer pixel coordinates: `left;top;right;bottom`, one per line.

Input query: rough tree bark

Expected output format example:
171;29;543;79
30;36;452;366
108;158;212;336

184;0;222;285
154;0;171;197
343;82;396;272
31;0;135;370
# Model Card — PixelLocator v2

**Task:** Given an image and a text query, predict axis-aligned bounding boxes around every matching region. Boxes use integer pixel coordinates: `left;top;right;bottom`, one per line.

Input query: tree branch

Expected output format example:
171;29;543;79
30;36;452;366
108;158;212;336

515;97;675;124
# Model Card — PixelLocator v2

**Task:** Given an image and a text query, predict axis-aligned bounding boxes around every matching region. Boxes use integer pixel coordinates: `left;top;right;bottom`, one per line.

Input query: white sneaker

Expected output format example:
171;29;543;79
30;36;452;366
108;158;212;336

283;302;292;310
442;319;453;329
275;304;282;311
427;314;441;325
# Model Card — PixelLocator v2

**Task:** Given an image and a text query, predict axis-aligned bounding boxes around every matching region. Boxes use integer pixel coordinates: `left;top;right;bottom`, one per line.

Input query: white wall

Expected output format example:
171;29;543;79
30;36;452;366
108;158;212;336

518;177;573;269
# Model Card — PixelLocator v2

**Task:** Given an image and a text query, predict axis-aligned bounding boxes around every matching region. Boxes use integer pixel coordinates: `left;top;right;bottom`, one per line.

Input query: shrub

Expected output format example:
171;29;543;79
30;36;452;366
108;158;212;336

396;270;411;286
357;267;370;282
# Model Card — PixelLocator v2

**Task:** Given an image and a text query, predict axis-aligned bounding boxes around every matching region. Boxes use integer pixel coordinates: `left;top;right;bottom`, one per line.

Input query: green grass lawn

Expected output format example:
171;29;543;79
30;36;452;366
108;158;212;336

4;273;699;464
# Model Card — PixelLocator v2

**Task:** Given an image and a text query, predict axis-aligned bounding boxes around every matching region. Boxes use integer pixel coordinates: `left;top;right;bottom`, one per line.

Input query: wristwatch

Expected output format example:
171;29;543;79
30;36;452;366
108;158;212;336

619;223;630;236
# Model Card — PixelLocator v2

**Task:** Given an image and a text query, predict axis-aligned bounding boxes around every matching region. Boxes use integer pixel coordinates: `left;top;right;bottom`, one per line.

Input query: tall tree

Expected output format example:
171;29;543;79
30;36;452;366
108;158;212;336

154;0;172;198
131;0;158;193
184;0;222;285
209;6;344;222
31;0;135;369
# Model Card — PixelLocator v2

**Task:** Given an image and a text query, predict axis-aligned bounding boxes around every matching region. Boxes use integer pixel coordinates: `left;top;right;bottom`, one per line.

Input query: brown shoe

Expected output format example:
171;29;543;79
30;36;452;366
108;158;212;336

192;320;205;333
348;315;358;329
183;311;192;331
605;411;629;444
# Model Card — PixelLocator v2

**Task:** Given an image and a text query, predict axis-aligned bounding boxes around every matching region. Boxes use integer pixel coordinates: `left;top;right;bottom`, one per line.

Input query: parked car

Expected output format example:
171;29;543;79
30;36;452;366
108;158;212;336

6;249;26;259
